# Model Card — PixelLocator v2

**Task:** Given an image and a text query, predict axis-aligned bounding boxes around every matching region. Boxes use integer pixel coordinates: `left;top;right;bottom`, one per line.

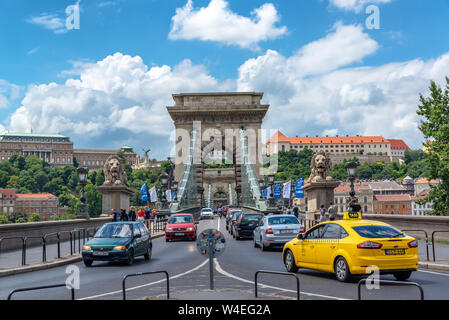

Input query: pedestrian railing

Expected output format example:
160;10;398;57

401;229;430;261
431;230;449;262
0;226;102;267
357;279;424;300
122;271;170;300
254;270;301;300
7;283;75;300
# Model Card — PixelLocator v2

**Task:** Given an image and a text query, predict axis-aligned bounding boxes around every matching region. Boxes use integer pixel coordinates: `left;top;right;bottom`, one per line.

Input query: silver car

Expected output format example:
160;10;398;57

253;215;304;251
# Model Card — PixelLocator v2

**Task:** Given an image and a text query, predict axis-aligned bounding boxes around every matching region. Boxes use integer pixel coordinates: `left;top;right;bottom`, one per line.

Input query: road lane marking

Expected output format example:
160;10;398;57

214;258;349;300
78;259;209;300
418;269;449;277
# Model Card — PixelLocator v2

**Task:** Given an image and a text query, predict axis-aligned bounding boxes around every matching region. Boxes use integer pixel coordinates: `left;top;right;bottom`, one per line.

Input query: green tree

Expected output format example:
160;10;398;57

0;170;9;188
85;184;102;217
0;213;9;224
28;213;41;222
416;77;449;215
15;217;27;223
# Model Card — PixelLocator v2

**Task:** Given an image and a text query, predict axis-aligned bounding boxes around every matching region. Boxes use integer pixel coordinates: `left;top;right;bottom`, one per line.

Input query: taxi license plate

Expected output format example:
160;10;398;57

93;251;109;256
175;233;185;236
385;249;406;255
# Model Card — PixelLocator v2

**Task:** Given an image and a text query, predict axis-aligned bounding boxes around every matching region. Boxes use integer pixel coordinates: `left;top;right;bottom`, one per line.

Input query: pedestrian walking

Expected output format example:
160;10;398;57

137;207;145;222
320;204;327;222
128;206;136;221
111;208;120;222
120;209;129;221
328;202;338;221
349;199;362;213
144;206;151;228
293;206;299;219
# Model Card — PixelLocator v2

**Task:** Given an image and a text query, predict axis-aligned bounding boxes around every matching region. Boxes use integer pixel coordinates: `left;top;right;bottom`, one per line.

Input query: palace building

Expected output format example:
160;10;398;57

266;130;410;157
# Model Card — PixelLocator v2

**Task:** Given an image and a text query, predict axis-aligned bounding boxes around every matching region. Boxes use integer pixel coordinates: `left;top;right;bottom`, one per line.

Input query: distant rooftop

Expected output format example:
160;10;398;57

0;132;69;139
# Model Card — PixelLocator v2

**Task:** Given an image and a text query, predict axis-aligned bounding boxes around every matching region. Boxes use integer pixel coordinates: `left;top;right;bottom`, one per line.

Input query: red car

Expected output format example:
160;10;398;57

165;214;198;242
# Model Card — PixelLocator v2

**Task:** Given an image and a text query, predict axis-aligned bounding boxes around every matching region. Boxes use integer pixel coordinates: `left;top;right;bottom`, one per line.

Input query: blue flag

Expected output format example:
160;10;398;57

262;187;270;200
273;183;282;199
140;183;148;202
295;178;304;198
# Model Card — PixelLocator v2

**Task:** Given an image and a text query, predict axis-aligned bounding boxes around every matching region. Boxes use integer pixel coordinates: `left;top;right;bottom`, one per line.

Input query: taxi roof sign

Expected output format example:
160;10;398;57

343;211;362;220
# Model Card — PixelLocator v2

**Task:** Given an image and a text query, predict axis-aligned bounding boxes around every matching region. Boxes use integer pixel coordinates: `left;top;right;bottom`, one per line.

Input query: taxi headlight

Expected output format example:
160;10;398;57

82;245;92;251
113;246;127;251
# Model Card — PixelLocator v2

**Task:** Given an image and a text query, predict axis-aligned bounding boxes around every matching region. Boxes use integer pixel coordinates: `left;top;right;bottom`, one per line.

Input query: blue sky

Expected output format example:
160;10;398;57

1;0;449;158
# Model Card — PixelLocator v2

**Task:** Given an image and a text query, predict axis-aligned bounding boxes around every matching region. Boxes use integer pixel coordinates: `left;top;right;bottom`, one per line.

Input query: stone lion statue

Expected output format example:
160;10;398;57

103;155;129;187
306;151;333;183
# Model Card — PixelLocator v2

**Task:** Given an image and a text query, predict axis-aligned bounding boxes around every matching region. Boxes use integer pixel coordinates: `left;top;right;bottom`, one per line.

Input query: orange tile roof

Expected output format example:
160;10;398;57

0;189;16;198
334;185;371;193
15;193;57;199
267;130;388;145
374;194;411;201
388;139;410;150
415;178;440;184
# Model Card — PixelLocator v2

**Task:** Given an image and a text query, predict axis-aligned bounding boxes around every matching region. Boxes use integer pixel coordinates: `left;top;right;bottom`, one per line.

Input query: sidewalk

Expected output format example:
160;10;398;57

0;231;165;277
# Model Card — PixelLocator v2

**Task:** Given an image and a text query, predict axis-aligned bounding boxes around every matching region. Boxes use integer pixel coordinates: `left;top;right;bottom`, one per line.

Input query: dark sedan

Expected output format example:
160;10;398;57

82;222;152;266
233;213;262;240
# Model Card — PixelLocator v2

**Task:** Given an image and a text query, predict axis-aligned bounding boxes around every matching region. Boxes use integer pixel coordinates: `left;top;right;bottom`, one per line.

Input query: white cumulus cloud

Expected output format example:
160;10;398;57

329;0;393;12
169;0;287;49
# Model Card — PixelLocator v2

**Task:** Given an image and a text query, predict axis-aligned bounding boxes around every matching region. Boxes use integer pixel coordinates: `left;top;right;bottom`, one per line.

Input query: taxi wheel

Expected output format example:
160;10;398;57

334;257;352;282
284;250;298;273
393;271;412;281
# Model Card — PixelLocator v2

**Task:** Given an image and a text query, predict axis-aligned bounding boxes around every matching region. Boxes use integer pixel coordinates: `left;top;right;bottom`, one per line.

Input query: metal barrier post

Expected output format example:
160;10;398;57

357;279;424;300
254;270;300;300
122;271;170;300
402;229;429;261
431;231;449;262
7;283;75;300
0;237;26;266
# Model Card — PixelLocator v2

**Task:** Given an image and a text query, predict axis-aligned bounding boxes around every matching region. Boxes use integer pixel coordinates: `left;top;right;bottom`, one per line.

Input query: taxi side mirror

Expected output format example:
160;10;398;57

297;233;304;240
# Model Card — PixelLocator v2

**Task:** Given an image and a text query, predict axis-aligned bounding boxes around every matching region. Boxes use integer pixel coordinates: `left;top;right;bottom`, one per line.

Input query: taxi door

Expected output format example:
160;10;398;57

296;224;326;265
314;223;344;270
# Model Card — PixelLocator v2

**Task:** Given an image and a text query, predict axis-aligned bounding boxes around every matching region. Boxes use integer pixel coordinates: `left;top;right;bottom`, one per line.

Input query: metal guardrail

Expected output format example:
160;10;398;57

0;236;26;265
254;270;301;300
402;229;430;261
122;271;170;300
431;230;449;262
357;279;424;300
7;283;75;300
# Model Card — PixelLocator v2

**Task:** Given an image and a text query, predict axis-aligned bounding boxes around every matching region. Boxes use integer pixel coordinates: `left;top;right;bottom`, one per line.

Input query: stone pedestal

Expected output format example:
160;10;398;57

97;185;135;214
303;180;339;221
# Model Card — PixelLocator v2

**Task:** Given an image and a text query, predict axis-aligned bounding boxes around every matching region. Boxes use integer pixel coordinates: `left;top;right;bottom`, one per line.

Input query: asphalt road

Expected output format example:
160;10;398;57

1;216;449;300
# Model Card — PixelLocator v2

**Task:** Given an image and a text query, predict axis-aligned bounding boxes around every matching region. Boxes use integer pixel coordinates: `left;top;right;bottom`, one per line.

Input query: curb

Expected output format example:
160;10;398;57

418;261;449;272
0;232;166;278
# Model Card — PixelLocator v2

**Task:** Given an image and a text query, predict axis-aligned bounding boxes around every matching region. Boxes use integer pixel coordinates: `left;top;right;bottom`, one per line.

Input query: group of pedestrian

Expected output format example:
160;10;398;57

110;205;159;229
319;199;361;222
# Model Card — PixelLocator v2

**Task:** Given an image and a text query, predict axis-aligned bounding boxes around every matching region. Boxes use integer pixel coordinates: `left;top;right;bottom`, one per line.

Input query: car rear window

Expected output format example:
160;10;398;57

268;216;300;225
242;215;261;222
352;225;404;238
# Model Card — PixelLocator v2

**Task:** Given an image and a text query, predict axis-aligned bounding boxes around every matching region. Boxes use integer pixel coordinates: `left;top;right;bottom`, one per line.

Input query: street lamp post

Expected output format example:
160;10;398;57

266;173;278;214
77;167;89;219
158;173;170;218
259;179;265;201
345;161;358;201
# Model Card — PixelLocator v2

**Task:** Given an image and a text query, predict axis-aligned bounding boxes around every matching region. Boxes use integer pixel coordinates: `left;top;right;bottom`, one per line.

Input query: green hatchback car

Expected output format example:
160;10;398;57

82;222;152;267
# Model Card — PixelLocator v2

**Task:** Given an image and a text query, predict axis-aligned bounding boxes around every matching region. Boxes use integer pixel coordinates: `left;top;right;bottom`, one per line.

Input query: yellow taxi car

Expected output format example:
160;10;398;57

282;212;418;282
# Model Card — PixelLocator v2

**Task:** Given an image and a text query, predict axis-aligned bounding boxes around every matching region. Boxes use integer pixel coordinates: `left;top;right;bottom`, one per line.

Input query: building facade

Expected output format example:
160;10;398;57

14;193;59;220
373;194;412;215
73;146;138;170
0;189;16;215
334;184;374;214
0;133;74;166
266;131;410;158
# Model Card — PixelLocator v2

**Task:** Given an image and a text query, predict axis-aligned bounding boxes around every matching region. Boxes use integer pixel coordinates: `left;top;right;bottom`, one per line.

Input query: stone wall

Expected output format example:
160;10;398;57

0;217;112;251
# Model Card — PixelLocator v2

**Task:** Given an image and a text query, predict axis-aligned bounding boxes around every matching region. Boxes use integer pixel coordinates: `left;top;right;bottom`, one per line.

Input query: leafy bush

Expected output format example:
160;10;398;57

28;213;41;222
15;217;27;223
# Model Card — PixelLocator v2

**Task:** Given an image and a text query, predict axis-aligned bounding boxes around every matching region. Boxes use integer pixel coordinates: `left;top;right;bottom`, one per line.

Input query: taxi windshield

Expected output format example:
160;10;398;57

352;225;405;238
